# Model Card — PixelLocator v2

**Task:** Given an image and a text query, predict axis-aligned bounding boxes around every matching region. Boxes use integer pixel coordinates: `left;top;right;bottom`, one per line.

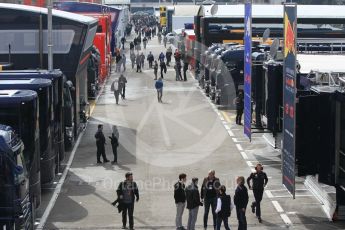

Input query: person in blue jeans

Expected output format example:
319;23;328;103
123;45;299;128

155;78;163;103
234;176;248;230
201;170;221;230
215;185;231;230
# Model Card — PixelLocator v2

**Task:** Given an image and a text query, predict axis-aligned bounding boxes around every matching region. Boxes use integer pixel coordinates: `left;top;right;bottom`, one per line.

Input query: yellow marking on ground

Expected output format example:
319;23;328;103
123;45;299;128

221;111;235;124
89;100;97;116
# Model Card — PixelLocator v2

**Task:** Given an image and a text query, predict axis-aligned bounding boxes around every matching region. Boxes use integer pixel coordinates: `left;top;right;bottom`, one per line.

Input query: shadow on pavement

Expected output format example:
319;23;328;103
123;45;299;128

44;172;92;227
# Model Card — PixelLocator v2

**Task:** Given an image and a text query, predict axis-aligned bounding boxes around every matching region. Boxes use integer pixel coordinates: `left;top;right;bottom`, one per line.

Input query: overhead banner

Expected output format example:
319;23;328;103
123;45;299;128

244;0;252;140
282;3;297;199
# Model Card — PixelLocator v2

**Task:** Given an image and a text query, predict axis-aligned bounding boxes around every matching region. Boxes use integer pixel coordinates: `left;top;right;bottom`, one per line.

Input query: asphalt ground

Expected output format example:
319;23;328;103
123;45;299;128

36;33;345;230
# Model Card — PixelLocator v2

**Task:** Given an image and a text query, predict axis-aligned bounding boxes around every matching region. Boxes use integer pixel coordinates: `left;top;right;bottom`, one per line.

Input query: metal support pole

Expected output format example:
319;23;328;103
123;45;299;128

39;15;43;69
47;0;53;71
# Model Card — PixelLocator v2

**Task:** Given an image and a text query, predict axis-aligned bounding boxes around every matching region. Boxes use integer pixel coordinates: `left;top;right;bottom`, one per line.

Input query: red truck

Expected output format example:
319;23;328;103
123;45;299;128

85;14;112;82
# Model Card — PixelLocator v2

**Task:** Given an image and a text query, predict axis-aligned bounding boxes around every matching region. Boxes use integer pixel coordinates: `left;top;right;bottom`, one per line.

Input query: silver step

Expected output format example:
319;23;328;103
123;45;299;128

304;175;337;221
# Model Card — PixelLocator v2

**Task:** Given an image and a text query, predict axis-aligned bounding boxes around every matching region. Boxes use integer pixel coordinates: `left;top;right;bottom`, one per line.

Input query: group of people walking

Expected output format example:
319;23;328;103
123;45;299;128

93;21;270;230
156;47;189;82
174;167;268;230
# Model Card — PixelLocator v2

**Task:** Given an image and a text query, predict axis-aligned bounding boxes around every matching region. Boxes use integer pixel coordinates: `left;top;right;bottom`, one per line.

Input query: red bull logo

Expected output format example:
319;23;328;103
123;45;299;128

284;12;296;57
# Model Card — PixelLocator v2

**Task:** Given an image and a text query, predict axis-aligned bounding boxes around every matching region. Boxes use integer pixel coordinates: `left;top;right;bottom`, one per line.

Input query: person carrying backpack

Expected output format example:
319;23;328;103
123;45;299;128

174;49;181;63
116;172;139;230
159;52;165;62
215;185;232;230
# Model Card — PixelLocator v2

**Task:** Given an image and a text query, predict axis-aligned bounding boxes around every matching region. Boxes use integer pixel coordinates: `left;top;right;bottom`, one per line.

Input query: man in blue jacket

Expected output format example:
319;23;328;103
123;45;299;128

155;78;163;103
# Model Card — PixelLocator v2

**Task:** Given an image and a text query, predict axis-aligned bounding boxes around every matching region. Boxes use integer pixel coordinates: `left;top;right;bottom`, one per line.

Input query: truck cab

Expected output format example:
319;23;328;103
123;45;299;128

0;70;74;152
0;79;55;184
0;124;33;229
0;90;41;209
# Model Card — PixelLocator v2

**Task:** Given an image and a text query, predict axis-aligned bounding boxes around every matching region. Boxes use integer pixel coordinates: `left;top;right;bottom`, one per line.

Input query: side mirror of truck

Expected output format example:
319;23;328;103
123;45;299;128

14;165;23;175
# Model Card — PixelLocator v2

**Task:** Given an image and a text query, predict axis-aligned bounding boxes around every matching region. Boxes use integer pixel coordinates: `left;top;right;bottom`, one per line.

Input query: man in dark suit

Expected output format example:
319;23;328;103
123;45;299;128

234;176;249;230
201;170;221;230
117;172;139;230
94;124;109;164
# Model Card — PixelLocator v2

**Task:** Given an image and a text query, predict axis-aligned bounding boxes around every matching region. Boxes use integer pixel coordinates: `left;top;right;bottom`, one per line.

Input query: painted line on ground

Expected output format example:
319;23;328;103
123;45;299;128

240;151;248;160
273;195;314;198
232;137;247;143
221;111;233;124
193;71;292;226
246;161;253;167
235;143;243;151
286;212;297;215
280;213;293;225
196;74;294;227
272;201;284;213
37;128;86;229
227;130;234;137
37;68;108;229
265;190;274;198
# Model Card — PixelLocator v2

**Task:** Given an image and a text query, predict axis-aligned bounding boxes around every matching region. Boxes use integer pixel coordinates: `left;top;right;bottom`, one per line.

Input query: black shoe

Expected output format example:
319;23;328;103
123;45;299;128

104;159;110;163
251;203;255;213
97;161;102;164
258;217;262;223
111;161;117;164
121;226;128;229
